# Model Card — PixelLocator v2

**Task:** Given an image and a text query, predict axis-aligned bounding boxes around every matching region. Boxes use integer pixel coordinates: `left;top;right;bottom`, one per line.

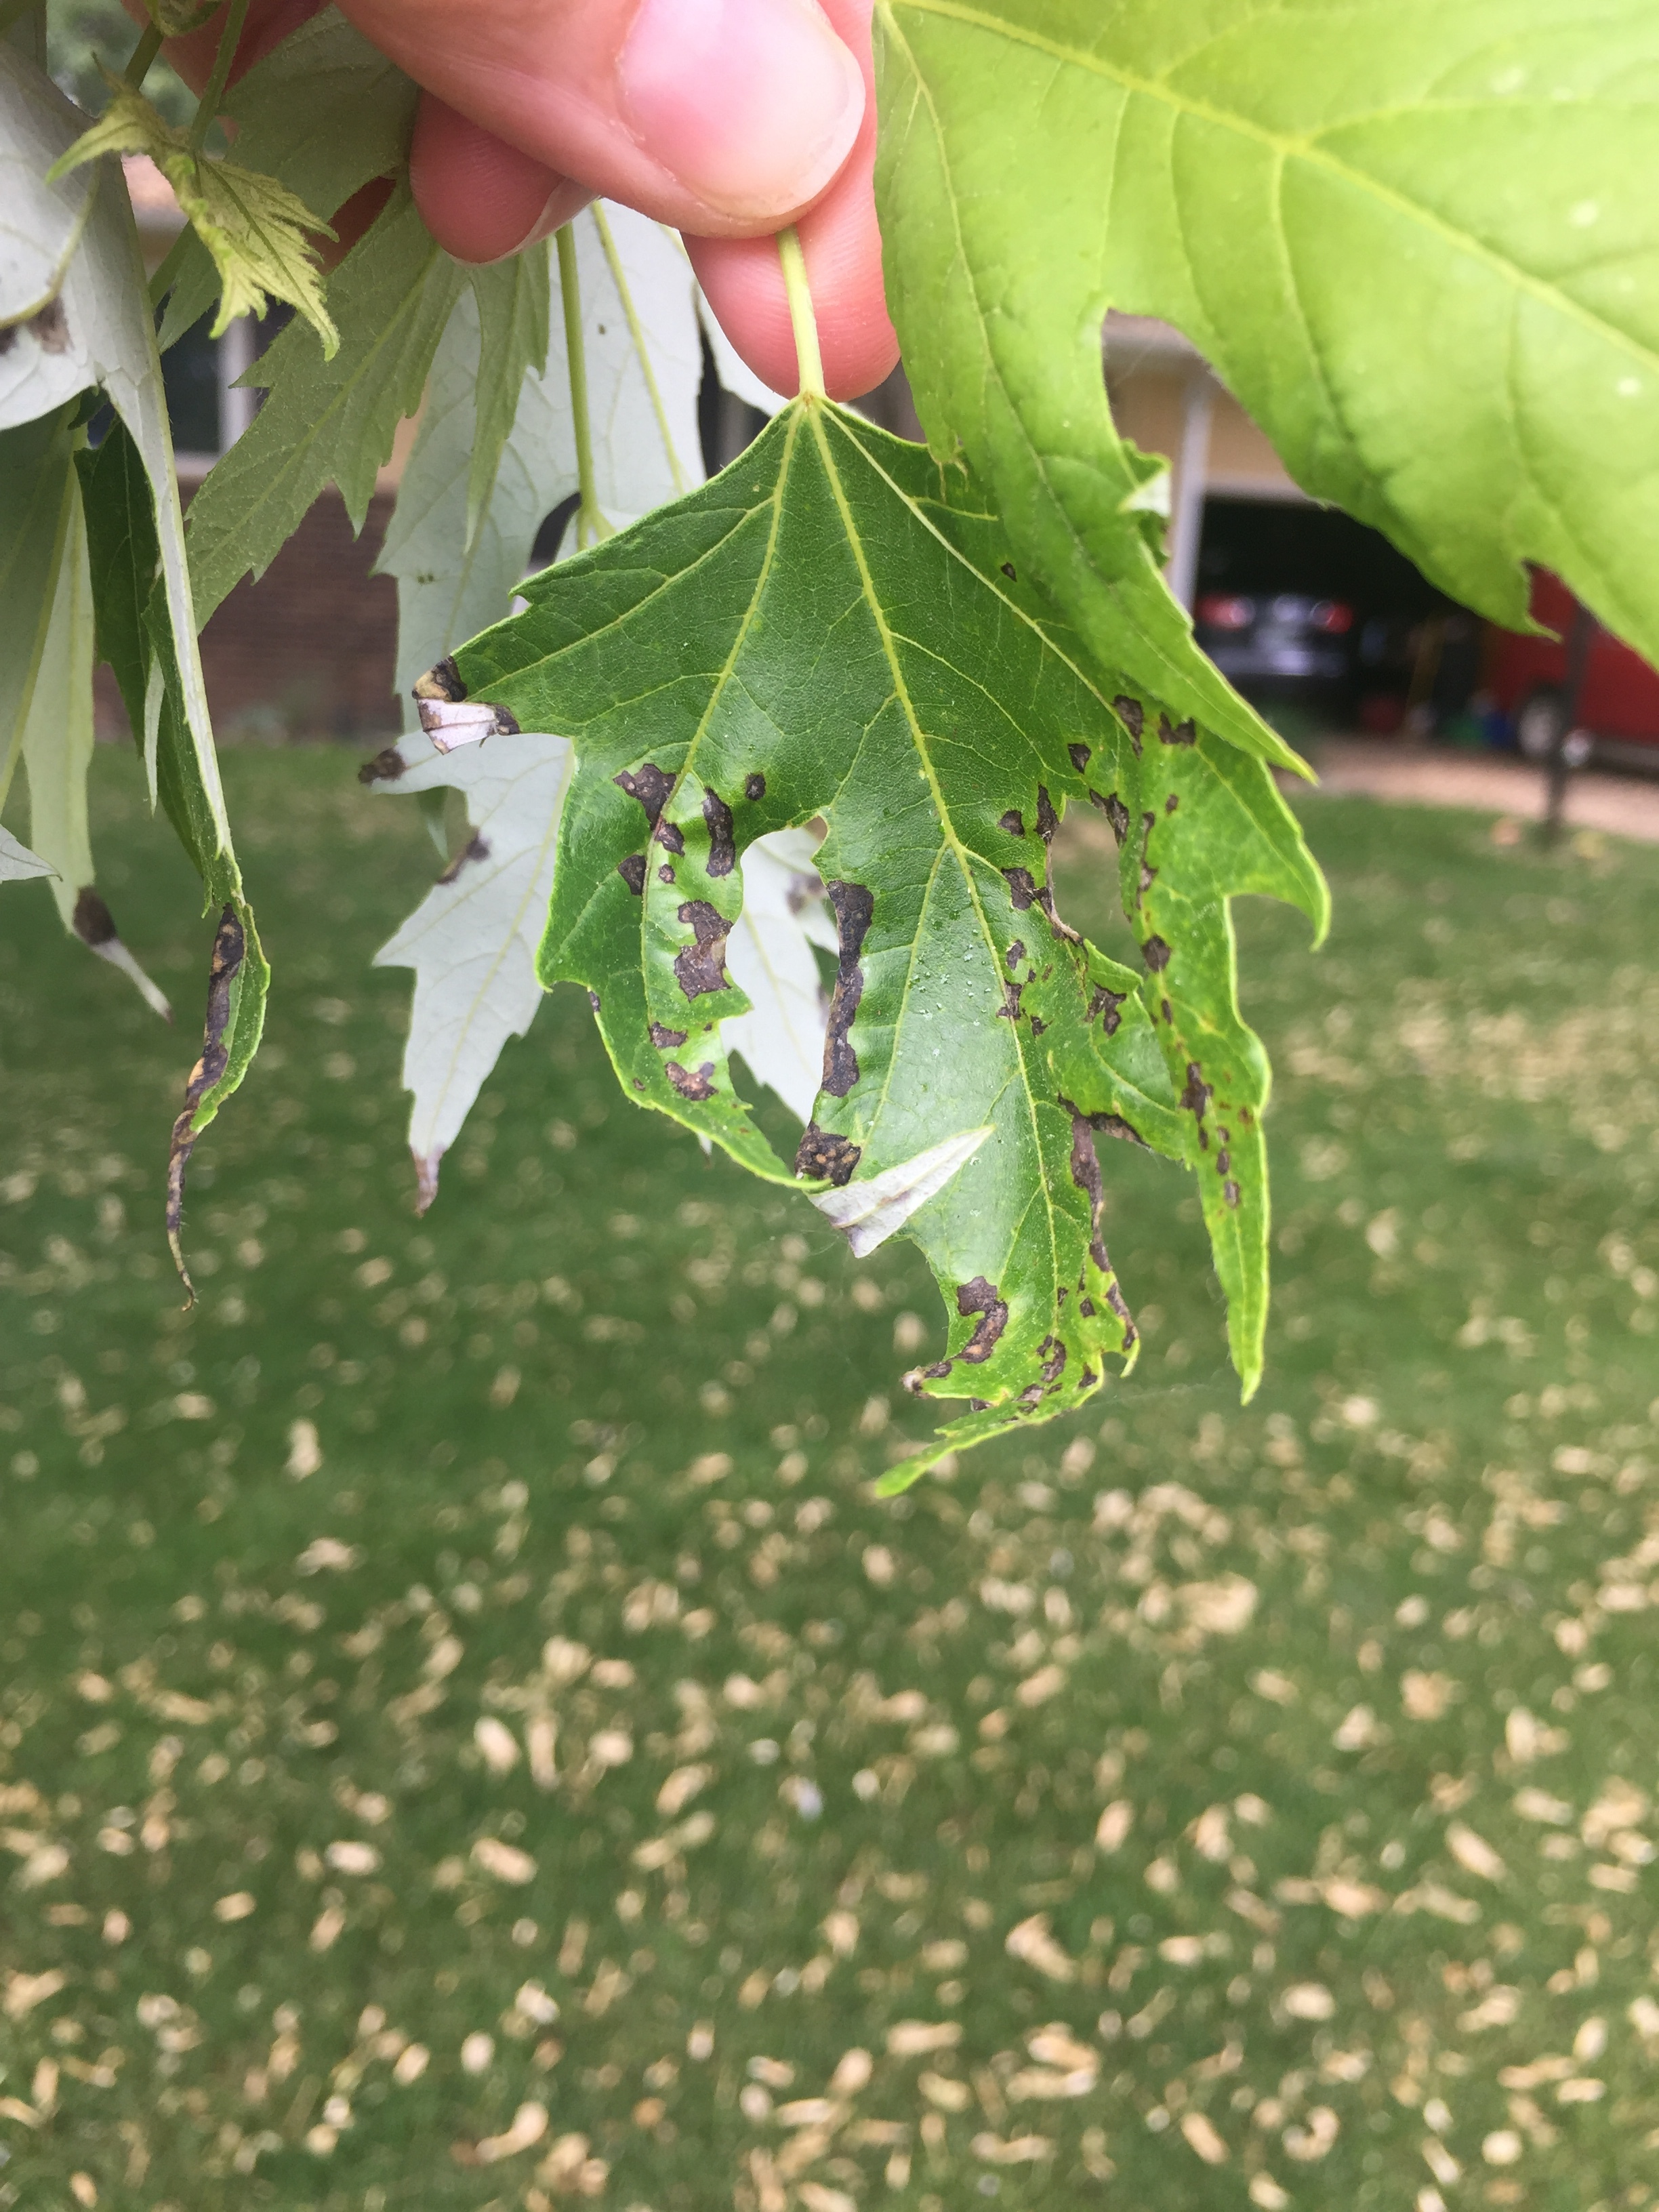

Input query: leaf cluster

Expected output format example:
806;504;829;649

5;0;1659;1477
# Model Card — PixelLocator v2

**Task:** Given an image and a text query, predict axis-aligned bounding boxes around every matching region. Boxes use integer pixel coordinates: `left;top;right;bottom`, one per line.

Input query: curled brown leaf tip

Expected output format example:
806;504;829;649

165;906;245;1306
413;656;467;702
358;746;406;785
71;886;118;947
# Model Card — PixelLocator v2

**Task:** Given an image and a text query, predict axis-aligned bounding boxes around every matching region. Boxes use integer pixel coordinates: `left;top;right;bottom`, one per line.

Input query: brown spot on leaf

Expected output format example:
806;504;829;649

1004;867;1038;911
999;809;1026;837
1040;1339;1067;1385
1216;1149;1231;1175
649;1023;687;1050
956;1276;1008;1364
653;818;685;855
1161;997;1173;1024
665;1061;716;1101
439;832;489;884
71;887;118;947
1035;787;1060;845
997;978;1024;1022
1090;1113;1145;1147
1006;939;1026;971
821;880;874;1097
588;990;602;1010
1086;985;1124;1036
743;773;766;802
615;762;674;827
1158;713;1196;747
358;746;405;784
1000;561;1017;580
1181;1061;1212;1118
1113;696;1145;750
657;864;675;884
166;907;244;1307
1142;936;1172;972
674;901;730;998
1223;1179;1241;1208
30;298;70;353
1101;793;1131;844
702;787;736;876
415;657;467;702
1067;1111;1109;1272
794;1124;861;1186
1165;792;1179;813
617;854;647;895
1068;743;1091;775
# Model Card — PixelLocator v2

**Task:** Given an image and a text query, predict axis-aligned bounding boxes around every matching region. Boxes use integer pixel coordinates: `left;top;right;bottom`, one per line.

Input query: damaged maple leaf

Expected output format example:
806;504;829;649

441;397;1326;1485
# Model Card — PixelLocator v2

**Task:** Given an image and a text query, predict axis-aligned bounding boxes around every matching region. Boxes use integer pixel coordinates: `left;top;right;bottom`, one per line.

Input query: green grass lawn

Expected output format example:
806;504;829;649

1;747;1657;2212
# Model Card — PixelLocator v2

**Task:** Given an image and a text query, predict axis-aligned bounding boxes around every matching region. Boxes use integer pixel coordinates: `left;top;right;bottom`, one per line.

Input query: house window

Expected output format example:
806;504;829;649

161;312;268;469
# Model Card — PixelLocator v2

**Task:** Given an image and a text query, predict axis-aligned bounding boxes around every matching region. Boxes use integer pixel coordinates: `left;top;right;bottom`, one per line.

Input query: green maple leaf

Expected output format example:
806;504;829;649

51;74;337;352
154;5;419;349
443;398;1323;1485
184;182;464;626
877;0;1659;699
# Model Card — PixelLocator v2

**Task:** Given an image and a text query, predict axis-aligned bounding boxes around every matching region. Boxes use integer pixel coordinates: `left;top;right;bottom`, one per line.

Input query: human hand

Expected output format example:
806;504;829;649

152;0;898;400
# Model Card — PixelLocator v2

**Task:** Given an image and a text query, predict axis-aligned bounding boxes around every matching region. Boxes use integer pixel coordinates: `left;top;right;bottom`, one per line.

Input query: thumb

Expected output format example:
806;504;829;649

342;0;867;237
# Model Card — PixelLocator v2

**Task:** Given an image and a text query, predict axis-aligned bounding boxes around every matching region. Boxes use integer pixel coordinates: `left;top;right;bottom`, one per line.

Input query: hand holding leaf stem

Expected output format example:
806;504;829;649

129;0;898;398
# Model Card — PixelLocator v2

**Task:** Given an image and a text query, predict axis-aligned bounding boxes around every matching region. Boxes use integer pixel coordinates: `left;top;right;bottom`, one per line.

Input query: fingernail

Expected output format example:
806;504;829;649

619;0;864;220
499;181;591;259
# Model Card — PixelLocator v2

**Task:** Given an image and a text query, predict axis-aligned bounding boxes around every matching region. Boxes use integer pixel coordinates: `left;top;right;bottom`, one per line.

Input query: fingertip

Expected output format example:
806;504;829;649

410;93;587;262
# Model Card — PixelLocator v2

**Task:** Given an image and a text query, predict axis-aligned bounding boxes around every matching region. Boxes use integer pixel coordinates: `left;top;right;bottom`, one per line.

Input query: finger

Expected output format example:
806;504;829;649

686;0;896;401
341;0;865;236
410;95;589;263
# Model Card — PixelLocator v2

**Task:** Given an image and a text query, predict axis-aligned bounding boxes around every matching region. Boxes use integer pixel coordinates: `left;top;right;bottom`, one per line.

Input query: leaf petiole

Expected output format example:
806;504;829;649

124;20;163;89
556;222;613;550
777;226;824;400
187;0;249;155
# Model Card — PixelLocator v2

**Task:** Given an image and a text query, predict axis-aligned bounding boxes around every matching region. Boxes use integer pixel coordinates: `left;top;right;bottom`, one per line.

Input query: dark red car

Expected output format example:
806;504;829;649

1488;572;1659;769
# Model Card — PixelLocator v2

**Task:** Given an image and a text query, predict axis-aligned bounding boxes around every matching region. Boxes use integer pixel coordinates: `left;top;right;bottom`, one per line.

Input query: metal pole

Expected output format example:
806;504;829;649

1167;369;1215;613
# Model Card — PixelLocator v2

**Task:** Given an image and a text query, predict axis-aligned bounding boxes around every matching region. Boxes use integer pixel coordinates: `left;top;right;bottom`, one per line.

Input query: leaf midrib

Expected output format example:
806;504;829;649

893;0;1659;380
808;403;1061;1344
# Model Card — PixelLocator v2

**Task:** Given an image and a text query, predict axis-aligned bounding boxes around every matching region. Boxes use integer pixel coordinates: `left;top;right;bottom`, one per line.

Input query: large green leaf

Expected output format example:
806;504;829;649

156;4;417;348
876;0;1659;682
445;399;1322;1481
184;182;463;626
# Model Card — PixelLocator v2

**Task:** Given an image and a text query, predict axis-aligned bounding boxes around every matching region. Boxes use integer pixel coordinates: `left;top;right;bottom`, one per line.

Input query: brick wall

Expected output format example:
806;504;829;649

95;487;401;744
